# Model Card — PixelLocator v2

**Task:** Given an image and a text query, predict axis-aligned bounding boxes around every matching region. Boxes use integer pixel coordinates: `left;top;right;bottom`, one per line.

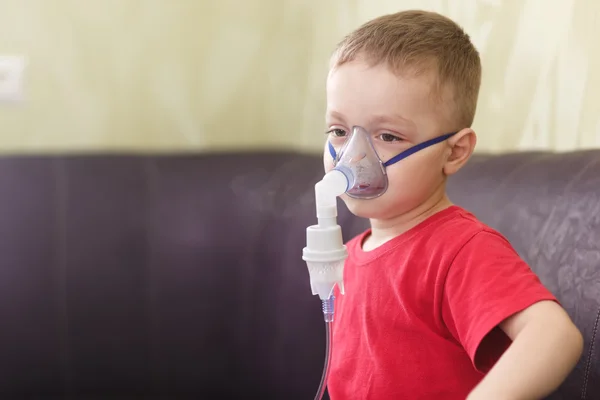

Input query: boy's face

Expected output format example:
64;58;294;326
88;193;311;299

324;59;455;220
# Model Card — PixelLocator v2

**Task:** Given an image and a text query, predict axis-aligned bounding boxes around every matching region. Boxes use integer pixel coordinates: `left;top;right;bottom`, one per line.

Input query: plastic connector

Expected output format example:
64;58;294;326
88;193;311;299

314;169;349;227
321;295;335;323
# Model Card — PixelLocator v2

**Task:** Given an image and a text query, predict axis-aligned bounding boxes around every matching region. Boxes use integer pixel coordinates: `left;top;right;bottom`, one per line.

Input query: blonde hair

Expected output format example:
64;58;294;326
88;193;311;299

331;10;482;128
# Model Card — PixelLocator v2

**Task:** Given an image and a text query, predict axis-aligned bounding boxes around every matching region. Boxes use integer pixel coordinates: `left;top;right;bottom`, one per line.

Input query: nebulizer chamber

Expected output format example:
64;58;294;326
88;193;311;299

302;126;389;400
303;169;349;301
302;169;349;400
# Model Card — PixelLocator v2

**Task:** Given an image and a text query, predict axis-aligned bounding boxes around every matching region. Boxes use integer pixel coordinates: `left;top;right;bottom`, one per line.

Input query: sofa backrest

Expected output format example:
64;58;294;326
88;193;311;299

447;150;600;400
0;153;335;399
0;151;597;399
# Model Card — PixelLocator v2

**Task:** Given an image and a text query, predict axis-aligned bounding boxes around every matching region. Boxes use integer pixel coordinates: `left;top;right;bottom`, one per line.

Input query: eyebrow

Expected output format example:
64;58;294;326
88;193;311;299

371;114;414;126
325;110;348;124
327;110;415;127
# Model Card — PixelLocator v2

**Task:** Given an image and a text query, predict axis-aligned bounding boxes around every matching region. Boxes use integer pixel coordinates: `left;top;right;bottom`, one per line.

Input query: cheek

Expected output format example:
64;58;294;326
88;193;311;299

385;153;444;191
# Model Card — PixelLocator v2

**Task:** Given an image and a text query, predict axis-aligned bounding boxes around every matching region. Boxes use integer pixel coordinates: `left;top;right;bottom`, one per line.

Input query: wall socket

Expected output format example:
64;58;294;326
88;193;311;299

0;55;27;104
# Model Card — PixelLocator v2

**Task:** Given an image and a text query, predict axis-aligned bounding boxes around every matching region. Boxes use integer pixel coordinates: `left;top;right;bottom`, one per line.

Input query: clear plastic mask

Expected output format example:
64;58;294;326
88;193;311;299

328;126;457;200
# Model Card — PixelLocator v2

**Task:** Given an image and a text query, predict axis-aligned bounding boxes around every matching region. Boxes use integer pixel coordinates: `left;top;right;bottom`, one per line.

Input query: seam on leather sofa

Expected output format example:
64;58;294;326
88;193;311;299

581;307;600;399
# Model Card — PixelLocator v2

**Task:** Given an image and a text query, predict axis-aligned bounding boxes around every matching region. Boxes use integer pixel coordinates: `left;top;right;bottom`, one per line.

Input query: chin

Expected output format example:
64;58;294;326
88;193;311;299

341;196;390;220
341;191;419;220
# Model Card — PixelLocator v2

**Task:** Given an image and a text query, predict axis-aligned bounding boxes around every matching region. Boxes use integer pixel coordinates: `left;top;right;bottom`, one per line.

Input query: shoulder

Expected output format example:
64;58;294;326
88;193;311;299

342;205;500;253
434;206;516;255
408;206;525;277
422;206;512;258
439;206;501;238
441;207;532;281
343;206;505;266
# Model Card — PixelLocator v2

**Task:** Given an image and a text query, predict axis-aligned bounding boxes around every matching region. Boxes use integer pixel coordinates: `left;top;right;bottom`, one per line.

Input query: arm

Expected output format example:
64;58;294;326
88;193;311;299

467;300;583;400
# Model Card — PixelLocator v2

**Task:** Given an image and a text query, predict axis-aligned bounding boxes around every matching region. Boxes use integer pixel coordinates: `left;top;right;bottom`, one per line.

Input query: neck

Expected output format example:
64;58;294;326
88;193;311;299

365;184;453;250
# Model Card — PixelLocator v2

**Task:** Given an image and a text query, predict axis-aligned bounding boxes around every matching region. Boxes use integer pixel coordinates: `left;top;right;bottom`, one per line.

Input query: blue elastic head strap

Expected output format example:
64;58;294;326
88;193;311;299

328;131;457;168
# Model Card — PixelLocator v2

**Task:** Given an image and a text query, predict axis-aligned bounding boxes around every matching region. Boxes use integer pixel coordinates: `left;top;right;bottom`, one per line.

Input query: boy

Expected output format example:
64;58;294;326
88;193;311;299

324;10;583;400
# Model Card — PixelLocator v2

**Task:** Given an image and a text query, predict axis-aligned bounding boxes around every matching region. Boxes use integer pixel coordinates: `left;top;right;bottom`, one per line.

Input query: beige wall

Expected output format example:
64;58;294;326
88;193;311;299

0;0;599;154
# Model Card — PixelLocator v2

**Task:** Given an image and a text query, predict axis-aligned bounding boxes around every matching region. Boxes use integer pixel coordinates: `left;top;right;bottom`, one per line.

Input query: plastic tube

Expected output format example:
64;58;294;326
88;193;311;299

314;295;335;400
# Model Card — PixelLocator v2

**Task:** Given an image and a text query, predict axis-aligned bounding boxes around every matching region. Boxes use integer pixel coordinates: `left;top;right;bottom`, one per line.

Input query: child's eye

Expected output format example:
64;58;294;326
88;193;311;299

379;133;403;142
326;128;348;138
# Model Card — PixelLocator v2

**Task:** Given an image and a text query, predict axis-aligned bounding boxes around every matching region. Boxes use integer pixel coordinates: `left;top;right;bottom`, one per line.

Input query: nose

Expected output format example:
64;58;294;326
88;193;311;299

349;152;366;163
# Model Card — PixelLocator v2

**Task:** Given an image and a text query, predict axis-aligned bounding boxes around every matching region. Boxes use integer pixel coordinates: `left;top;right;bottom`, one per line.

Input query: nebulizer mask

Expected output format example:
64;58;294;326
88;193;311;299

328;126;457;199
303;126;456;400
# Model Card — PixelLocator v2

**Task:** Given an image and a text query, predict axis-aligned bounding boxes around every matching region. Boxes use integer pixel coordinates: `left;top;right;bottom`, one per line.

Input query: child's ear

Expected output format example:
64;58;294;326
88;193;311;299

443;128;476;176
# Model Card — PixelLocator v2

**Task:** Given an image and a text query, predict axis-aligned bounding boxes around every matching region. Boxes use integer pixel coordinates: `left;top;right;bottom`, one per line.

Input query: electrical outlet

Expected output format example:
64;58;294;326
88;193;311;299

0;55;26;103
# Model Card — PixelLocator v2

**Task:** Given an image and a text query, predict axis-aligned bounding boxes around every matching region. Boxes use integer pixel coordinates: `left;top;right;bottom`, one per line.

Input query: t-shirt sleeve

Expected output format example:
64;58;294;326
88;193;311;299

441;230;558;373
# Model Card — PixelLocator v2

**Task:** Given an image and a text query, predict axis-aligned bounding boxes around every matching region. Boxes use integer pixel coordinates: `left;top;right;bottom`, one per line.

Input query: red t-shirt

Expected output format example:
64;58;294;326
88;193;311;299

328;206;557;399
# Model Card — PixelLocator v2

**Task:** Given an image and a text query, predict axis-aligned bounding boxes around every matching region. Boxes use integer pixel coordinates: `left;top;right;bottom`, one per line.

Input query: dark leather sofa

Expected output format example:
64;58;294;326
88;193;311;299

0;150;597;399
